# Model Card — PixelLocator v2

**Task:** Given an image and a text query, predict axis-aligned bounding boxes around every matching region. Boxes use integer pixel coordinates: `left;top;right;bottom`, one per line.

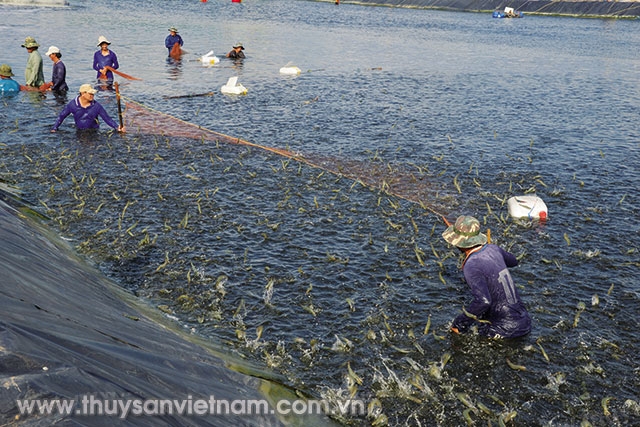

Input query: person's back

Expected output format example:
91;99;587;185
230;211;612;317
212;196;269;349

462;244;531;338
0;78;20;95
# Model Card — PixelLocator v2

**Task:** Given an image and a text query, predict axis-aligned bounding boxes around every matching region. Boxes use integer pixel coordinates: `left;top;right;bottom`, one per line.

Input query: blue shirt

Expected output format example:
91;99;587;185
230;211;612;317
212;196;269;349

165;34;184;55
0;78;20;95
452;244;531;338
93;50;119;80
52;96;119;131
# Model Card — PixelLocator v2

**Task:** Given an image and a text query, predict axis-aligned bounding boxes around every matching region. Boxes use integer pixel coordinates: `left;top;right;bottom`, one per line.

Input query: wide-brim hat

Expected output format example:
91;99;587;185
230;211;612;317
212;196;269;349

442;215;488;248
46;46;61;56
21;37;40;48
79;83;98;95
168;27;179;32
0;64;15;77
233;42;244;50
97;36;111;46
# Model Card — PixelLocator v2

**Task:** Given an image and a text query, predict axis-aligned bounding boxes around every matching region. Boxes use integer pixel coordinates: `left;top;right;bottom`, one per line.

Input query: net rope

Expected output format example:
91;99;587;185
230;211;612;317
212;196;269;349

123;97;451;221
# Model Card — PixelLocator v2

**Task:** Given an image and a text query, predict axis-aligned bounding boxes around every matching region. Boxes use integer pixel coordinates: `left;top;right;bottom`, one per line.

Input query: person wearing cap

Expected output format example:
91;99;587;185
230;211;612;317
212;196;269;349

93;36;119;81
165;27;184;57
0;64;21;95
51;84;125;133
225;43;245;60
21;36;45;88
44;46;69;94
442;215;531;339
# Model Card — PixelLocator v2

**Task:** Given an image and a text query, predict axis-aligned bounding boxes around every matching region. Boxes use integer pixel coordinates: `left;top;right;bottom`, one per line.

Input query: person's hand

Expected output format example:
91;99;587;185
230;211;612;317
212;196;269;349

451;327;460;334
51;129;57;133
118;125;126;133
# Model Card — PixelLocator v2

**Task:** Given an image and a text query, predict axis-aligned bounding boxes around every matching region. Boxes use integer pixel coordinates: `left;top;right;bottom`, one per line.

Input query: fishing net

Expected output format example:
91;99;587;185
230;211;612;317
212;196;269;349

122;98;454;220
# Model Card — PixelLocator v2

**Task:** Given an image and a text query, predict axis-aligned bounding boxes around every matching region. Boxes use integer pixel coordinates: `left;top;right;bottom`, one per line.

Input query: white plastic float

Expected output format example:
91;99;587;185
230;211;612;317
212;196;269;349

279;62;301;75
200;50;220;66
220;76;247;95
507;195;548;220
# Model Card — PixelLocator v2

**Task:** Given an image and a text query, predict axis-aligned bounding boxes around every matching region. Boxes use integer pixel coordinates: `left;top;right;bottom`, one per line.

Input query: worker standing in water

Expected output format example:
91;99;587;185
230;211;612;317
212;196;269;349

442;215;531;339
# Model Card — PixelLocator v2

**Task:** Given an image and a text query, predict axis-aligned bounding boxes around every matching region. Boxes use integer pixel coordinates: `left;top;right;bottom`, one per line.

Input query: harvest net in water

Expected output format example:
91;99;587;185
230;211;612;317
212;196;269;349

123;98;454;220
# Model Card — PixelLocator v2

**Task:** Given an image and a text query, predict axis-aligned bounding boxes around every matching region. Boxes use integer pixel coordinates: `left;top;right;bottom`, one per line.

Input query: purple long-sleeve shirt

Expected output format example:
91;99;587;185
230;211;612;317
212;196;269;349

52;96;119;131
452;244;531;338
51;60;68;92
93;50;119;80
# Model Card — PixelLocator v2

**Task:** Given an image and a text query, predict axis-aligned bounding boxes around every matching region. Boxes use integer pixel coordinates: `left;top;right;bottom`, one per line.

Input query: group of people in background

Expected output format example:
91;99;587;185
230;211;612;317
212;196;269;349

164;26;245;60
3;30;245;133
0;35;124;132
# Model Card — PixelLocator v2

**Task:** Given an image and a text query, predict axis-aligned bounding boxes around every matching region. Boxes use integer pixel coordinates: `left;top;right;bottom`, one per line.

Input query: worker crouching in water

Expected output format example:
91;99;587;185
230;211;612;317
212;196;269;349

442;215;531;339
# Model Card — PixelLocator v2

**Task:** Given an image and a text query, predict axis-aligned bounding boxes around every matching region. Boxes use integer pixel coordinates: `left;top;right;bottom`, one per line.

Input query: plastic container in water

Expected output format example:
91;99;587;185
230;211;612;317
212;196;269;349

200;50;220;66
220;76;247;95
507;195;548;220
279;65;301;75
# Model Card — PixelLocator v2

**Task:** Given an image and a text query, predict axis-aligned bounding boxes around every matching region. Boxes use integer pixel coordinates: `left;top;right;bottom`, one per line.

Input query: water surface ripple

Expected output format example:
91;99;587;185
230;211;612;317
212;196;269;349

1;0;639;425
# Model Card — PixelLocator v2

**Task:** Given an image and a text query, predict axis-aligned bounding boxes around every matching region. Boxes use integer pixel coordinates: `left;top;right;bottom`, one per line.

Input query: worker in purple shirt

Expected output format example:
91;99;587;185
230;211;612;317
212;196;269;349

51;84;125;132
93;36;119;81
44;46;69;93
442;215;531;339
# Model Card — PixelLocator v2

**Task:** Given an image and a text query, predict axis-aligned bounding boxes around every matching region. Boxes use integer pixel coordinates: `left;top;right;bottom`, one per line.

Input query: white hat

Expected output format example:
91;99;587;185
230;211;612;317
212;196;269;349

45;46;60;56
79;84;98;95
97;36;111;46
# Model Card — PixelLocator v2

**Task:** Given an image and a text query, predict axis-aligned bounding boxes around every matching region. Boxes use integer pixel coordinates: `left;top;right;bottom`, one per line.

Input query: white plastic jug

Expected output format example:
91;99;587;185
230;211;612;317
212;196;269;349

279;65;301;75
507;195;548;220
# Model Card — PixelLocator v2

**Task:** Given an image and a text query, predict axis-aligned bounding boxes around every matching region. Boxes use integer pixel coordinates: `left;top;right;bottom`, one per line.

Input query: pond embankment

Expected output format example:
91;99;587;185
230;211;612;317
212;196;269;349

335;0;640;18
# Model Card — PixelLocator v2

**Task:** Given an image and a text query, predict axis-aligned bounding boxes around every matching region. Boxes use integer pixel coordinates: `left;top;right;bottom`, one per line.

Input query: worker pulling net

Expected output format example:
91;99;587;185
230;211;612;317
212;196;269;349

122;98;454;220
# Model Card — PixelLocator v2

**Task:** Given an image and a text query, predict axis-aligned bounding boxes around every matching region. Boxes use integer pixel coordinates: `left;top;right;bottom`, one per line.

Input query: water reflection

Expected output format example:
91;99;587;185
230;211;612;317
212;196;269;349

166;56;183;80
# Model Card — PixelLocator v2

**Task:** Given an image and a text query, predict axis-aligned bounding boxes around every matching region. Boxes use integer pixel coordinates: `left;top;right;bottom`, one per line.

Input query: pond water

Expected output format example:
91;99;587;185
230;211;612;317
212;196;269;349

1;0;639;425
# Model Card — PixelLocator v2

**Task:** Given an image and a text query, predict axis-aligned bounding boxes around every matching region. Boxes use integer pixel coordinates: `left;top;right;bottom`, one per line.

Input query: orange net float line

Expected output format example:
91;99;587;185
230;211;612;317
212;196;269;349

122;98;451;220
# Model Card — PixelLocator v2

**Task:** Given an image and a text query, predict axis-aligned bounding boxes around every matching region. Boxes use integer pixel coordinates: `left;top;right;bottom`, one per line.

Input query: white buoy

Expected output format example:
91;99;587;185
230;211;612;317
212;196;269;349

220;76;247;95
279;63;301;75
200;50;220;66
507;195;548;220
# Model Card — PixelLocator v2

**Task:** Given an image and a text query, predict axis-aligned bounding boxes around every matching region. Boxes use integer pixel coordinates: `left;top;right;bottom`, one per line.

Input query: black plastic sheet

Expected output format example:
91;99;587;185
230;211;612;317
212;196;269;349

0;198;332;426
346;0;640;17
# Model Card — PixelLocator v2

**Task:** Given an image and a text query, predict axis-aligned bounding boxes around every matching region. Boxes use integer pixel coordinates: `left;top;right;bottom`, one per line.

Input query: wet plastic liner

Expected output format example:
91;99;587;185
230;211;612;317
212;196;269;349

331;0;640;18
0;193;336;426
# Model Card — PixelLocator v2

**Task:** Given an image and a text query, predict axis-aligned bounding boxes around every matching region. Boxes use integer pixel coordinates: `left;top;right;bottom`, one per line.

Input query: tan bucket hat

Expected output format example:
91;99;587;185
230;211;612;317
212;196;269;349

442;215;488;248
0;64;15;77
21;36;40;48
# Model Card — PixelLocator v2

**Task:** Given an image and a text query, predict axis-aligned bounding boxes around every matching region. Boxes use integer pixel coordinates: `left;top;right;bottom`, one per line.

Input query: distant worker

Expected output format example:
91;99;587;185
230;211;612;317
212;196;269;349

44;46;69;94
442;215;531;339
0;64;21;95
21;36;45;89
93;36;119;81
165;27;184;57
226;42;245;60
51;84;125;133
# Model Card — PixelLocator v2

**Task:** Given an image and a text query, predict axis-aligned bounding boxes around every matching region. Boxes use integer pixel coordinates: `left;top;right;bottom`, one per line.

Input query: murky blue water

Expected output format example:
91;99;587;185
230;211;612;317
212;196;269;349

1;0;639;425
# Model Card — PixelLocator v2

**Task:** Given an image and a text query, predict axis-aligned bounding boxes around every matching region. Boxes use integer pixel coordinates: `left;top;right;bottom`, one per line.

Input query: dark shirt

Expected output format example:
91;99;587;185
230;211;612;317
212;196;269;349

165;34;184;54
227;50;245;60
51;60;68;92
452;244;531;338
52;96;119;131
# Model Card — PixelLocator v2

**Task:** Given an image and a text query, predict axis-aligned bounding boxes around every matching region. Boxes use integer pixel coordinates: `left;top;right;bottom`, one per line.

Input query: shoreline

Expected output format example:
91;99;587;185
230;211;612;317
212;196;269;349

322;0;640;18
